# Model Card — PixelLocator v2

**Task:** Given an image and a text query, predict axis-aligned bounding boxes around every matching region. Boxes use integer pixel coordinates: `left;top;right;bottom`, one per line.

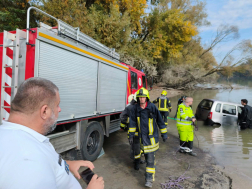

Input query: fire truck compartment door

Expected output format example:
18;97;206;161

36;41;98;121
97;63;127;114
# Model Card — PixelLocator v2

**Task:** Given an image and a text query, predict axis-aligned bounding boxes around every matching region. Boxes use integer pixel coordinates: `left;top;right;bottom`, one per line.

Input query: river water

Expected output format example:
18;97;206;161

167;85;252;185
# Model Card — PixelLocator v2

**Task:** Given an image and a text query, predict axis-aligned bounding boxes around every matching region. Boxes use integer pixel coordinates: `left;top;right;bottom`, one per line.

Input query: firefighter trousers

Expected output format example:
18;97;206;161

160;111;169;126
144;152;155;182
130;136;141;160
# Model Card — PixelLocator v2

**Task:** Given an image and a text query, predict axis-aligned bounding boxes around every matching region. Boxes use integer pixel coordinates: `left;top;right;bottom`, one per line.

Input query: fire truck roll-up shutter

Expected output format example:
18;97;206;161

37;41;98;121
35;32;128;122
97;63;127;114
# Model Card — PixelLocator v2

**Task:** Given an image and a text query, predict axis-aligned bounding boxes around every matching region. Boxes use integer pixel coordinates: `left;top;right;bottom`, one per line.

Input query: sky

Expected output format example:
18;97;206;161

199;0;252;63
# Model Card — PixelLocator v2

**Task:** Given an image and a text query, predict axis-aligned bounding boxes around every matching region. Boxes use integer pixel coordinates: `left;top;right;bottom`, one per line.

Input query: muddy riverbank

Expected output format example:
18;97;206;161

78;131;231;189
149;85;184;101
76;85;236;189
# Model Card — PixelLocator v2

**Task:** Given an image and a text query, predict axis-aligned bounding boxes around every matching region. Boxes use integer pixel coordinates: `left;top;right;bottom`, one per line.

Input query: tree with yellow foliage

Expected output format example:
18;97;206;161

95;0;147;33
140;8;198;61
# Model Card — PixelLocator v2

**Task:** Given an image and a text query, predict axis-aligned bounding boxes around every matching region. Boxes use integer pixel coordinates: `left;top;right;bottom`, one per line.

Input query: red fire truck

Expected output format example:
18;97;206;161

0;7;147;161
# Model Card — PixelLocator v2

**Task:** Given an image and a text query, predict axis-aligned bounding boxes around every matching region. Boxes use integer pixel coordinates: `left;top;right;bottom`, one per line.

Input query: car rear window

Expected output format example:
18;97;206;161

199;100;213;110
222;104;236;115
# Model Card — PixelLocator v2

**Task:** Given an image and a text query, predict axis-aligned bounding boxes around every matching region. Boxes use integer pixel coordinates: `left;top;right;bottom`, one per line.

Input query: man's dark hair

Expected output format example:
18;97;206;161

241;99;248;104
11;77;59;114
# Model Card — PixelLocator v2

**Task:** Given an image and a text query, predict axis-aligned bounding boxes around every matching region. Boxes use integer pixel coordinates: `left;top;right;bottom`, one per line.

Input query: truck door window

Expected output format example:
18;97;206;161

215;103;221;113
142;76;146;88
222;104;236;115
131;71;138;89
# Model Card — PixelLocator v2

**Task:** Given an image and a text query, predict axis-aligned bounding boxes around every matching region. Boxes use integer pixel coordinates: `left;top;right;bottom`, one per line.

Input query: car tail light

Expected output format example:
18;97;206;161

208;112;213;119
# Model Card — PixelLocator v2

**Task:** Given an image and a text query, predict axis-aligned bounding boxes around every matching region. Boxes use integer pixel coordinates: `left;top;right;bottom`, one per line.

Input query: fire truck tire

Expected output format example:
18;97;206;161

81;121;104;162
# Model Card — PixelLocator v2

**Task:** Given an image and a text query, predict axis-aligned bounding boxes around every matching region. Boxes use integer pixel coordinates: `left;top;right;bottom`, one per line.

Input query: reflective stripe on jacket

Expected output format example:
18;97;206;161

129;102;167;153
120;100;136;128
176;103;195;127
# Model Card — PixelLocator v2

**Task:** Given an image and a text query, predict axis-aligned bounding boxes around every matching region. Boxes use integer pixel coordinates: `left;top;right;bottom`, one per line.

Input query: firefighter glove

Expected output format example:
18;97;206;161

162;134;168;142
128;137;134;145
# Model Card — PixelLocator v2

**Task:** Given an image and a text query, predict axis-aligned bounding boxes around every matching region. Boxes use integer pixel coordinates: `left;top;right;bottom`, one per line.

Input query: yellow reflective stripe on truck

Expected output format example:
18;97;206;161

38;32;128;71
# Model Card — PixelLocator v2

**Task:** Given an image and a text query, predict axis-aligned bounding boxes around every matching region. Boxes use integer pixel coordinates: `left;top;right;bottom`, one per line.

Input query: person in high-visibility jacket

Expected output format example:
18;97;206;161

176;97;197;156
153;90;172;126
129;87;168;188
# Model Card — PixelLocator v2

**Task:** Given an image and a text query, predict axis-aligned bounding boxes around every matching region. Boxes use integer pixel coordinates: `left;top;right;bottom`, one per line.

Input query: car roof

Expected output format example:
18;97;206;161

201;99;242;106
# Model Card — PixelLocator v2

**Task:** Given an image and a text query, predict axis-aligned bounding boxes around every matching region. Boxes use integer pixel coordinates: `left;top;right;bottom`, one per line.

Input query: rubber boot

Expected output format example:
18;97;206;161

145;153;154;188
188;141;197;156
145;180;153;188
134;159;140;170
179;140;186;153
145;174;153;188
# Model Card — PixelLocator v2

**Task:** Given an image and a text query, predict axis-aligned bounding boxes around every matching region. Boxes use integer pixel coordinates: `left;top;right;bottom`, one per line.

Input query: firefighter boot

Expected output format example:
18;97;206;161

188;141;197;156
145;152;155;188
134;159;140;170
145;180;152;188
145;174;153;188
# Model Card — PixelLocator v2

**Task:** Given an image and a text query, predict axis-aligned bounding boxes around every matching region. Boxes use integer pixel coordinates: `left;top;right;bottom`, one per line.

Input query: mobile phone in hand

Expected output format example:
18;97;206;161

80;168;94;185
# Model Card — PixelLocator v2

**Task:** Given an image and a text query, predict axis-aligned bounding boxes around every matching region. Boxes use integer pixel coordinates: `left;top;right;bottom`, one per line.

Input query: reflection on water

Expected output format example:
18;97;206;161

220;79;252;88
168;87;252;179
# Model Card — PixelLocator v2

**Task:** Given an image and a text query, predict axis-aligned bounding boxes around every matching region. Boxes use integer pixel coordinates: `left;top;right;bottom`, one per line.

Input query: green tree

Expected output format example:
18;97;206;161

38;0;132;50
0;0;38;32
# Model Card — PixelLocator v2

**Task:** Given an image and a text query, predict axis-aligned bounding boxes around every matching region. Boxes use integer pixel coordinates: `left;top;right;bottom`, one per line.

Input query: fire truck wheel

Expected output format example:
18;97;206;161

81;121;104;162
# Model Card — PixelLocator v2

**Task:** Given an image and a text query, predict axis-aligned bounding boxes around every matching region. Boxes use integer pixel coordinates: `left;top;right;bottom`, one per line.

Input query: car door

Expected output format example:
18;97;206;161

237;106;243;124
197;99;213;121
212;103;222;124
222;104;237;125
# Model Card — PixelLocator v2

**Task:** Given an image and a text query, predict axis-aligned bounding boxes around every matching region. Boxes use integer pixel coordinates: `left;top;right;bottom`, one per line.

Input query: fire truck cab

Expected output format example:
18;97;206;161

121;63;147;104
0;7;147;161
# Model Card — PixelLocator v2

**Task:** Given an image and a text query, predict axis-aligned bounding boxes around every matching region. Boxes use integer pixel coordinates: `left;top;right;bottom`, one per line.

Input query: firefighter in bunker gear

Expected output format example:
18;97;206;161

176;97;197;156
120;94;137;130
120;94;145;168
153;90;172;126
129;87;168;188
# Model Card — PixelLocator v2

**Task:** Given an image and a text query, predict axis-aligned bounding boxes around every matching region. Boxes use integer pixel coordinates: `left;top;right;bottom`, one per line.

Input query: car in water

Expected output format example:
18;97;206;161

195;99;243;126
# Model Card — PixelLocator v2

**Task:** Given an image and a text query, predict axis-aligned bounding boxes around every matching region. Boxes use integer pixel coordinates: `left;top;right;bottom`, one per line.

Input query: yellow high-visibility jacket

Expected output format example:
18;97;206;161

176;103;195;127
